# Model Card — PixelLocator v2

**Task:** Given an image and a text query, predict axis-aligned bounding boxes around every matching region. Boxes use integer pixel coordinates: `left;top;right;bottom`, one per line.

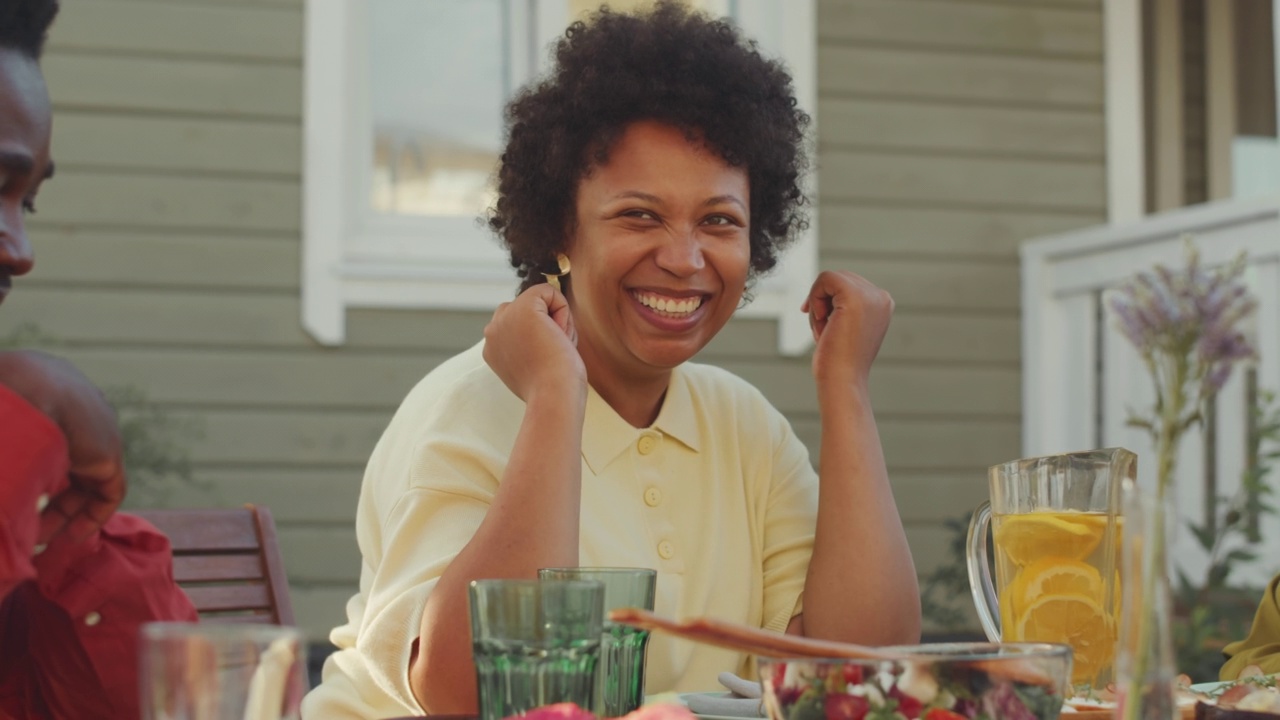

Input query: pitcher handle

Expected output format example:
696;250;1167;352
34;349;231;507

965;500;1002;642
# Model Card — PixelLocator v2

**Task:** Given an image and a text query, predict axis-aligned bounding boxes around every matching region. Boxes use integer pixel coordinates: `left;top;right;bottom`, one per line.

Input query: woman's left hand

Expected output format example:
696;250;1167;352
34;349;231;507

802;270;894;392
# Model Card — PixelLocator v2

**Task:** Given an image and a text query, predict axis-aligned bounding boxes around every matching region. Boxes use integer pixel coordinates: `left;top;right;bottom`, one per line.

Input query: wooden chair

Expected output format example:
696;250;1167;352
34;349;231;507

133;504;296;626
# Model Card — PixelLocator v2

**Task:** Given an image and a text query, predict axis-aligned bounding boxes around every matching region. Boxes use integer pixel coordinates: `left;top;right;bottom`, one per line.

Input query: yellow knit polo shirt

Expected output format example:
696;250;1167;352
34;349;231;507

303;341;817;719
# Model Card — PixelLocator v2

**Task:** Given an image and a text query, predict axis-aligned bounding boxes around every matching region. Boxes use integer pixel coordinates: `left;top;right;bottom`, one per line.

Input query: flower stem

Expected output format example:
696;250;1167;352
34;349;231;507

1121;353;1184;720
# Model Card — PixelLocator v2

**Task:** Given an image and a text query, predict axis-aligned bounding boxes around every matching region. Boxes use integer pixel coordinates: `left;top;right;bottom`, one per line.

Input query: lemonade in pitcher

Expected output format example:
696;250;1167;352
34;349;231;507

992;510;1121;688
968;449;1133;690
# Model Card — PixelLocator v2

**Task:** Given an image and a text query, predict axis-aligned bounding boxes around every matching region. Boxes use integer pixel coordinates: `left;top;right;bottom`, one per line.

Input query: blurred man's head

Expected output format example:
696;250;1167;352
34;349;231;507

0;0;58;306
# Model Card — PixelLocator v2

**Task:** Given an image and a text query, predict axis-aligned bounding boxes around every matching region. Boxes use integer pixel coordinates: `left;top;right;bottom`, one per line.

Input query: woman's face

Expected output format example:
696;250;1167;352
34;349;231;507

566;120;750;382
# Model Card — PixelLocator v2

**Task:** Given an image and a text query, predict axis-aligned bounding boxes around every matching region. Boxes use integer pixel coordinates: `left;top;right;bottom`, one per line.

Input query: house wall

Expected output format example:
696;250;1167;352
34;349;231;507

0;0;1106;639
814;0;1106;621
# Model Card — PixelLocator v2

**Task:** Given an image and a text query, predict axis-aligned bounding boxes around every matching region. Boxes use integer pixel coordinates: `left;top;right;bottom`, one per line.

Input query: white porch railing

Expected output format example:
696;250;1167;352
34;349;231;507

1021;193;1280;587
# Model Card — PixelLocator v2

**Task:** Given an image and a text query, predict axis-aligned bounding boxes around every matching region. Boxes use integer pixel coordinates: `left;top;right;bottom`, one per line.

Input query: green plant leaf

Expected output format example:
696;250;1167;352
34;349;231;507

1224;549;1258;563
1187;524;1217;551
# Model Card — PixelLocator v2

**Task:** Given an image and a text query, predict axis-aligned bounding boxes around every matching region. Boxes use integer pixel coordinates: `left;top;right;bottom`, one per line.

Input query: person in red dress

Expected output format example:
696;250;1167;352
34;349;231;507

0;1;198;717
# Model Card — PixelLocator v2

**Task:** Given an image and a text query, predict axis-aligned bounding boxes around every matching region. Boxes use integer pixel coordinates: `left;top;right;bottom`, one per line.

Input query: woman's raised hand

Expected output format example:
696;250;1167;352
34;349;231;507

483;283;587;403
801;270;894;393
0;350;126;546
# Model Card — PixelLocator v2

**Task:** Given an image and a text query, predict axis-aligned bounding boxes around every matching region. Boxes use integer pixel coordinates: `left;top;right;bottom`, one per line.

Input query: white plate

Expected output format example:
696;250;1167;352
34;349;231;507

677;692;765;720
1191;680;1234;695
1190;674;1280;695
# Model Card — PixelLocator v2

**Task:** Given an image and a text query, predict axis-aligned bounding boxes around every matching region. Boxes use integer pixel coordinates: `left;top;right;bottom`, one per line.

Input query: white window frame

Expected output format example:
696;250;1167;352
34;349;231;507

302;0;818;355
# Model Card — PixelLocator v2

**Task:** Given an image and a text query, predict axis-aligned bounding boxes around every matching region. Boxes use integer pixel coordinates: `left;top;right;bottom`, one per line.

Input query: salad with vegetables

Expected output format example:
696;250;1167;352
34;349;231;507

760;658;1067;720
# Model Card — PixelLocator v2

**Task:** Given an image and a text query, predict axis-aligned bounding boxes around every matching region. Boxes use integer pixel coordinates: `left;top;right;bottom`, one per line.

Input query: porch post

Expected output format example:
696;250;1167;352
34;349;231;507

1104;0;1146;223
1205;0;1237;201
1151;0;1185;211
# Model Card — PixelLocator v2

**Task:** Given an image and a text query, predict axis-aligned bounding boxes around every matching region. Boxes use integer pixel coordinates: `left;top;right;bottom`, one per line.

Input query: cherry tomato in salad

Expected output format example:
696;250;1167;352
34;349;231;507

894;693;923;719
824;694;870;720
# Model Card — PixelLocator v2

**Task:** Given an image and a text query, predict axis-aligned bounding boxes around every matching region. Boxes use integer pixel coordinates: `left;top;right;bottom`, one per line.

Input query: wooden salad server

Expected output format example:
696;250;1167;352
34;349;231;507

609;607;1057;689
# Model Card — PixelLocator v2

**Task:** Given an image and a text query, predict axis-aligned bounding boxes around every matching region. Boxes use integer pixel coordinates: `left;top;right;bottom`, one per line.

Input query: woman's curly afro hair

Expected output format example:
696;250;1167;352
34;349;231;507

488;1;811;292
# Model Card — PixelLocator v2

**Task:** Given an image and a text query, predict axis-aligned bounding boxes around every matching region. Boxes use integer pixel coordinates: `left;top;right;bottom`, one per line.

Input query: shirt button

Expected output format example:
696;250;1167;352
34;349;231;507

36;494;49;512
84;612;101;627
637;435;657;455
644;487;663;507
658;540;675;559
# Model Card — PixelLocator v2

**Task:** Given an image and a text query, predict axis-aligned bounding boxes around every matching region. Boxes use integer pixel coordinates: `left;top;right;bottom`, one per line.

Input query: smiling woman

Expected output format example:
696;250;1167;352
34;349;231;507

302;3;921;719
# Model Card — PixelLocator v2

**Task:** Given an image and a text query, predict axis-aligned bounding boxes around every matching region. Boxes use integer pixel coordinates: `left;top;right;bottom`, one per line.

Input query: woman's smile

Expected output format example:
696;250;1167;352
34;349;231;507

632;290;705;317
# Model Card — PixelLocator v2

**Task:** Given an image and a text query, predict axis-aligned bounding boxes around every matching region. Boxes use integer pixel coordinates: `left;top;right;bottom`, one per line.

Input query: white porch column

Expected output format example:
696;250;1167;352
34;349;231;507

1104;0;1146;223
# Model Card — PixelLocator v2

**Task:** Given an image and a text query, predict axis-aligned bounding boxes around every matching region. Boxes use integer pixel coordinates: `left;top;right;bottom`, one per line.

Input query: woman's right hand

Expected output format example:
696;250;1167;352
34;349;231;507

416;284;589;714
483;283;587;402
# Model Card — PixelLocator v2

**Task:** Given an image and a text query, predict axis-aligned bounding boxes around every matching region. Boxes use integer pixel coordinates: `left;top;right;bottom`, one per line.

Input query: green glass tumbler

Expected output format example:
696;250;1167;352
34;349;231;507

539;568;657;718
469;579;605;720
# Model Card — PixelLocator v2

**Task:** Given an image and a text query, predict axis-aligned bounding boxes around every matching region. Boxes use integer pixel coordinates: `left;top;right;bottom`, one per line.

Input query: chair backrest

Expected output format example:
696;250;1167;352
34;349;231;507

133;504;296;626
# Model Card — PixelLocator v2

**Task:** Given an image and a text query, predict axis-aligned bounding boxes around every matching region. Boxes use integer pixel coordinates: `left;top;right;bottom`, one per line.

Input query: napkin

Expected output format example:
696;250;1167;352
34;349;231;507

683;673;765;718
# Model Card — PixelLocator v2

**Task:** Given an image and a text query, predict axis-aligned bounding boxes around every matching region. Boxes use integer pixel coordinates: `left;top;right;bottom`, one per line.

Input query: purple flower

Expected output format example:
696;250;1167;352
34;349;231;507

1206;362;1233;395
1105;238;1257;396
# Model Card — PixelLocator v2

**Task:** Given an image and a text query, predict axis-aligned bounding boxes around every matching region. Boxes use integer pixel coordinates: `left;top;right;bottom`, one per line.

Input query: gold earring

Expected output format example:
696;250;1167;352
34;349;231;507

543;253;571;291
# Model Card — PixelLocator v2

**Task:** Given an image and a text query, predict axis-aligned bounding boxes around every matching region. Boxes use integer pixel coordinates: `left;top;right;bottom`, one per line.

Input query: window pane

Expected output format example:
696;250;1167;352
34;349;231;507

570;0;662;16
369;0;507;217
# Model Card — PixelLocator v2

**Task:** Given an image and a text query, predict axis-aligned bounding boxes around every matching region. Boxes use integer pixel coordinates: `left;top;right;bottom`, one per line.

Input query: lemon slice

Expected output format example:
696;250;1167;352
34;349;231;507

994;512;1105;566
1015;557;1105;607
1016;592;1114;685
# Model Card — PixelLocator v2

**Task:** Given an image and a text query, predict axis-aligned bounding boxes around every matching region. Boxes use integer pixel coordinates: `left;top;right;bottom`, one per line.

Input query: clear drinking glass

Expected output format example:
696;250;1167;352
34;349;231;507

469;579;605;720
539;568;657;717
140;622;307;720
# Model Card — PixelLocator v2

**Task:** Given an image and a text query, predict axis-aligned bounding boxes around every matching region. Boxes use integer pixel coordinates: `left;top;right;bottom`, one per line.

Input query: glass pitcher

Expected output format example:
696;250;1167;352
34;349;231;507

966;447;1134;689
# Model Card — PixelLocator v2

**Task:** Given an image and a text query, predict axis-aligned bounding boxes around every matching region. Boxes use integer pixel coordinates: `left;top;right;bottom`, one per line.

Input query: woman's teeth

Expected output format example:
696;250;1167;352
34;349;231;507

635;292;703;317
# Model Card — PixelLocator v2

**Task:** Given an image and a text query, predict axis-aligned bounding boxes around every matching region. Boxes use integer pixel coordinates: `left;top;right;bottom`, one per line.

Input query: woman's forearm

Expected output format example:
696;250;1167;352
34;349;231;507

803;385;921;645
409;381;587;713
